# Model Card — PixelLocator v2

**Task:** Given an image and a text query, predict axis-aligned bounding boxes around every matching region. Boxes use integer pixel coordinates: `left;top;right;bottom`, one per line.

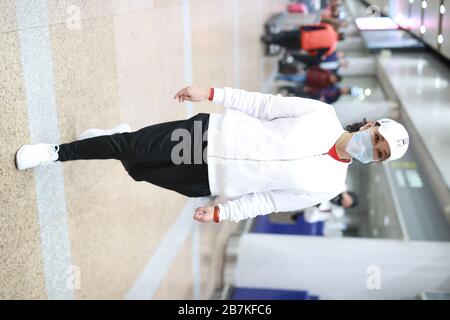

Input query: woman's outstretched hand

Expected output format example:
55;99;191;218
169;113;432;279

174;85;209;103
194;206;215;223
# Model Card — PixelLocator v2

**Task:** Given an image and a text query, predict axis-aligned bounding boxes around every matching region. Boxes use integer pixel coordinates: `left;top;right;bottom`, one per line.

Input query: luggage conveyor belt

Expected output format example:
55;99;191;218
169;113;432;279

368;138;450;241
374;53;450;241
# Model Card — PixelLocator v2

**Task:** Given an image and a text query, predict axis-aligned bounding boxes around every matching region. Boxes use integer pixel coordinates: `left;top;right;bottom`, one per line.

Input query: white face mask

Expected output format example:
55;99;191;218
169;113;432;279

345;129;374;164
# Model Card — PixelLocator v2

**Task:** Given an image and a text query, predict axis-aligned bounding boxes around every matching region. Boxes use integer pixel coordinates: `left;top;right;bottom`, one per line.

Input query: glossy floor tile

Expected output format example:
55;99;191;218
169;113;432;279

1;0;286;299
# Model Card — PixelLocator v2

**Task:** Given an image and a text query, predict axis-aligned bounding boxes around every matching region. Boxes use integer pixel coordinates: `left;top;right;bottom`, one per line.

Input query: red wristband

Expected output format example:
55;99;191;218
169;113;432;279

213;205;220;223
208;88;214;101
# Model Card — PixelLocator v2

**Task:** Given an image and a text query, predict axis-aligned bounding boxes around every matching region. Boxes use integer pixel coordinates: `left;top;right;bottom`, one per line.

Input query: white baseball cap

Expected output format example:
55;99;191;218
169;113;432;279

376;118;409;164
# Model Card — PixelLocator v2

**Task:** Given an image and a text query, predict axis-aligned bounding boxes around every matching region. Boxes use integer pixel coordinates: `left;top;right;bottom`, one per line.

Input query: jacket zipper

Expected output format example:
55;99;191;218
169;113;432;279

207;153;327;162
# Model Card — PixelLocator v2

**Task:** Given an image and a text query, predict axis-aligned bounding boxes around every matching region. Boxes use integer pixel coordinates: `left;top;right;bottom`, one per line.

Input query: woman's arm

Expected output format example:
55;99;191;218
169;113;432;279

174;85;332;120
219;87;335;120
194;190;337;223
173;85;210;103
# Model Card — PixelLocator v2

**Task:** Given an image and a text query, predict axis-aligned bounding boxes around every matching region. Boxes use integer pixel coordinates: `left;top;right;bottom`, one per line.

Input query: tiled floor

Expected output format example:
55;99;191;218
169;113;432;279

0;0;287;299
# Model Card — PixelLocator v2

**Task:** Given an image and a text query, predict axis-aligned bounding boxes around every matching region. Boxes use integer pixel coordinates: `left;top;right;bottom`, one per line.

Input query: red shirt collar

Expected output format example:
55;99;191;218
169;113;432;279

328;144;351;163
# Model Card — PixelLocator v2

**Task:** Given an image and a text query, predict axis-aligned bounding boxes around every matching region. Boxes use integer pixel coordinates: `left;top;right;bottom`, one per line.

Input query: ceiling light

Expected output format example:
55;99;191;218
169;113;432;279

420;25;426;34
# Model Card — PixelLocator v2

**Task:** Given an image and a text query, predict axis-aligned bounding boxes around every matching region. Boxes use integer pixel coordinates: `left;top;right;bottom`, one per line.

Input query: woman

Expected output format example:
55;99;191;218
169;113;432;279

15;86;409;223
279;84;352;104
261;23;342;59
276;65;342;86
302;191;359;223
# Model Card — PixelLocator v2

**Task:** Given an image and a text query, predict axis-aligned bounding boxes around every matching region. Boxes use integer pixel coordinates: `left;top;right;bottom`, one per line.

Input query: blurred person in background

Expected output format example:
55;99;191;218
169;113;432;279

288;50;348;73
321;1;348;31
279;84;352;104
300;191;359;223
261;22;343;60
276;65;343;86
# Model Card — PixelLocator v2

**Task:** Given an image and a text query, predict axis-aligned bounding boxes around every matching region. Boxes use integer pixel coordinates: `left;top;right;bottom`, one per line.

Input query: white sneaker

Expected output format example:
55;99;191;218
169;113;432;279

15;143;59;170
77;123;132;140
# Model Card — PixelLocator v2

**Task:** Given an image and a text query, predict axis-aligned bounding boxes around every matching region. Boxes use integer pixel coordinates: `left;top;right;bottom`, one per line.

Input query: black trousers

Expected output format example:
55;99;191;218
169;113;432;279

269;29;301;50
58;113;211;198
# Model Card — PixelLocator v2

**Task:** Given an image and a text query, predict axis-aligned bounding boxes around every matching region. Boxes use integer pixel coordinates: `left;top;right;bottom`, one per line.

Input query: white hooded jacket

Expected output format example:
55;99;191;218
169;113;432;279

206;87;351;222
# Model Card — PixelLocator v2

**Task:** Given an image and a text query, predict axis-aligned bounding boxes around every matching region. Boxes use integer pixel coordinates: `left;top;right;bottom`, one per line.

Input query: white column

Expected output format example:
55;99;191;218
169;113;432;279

234;234;450;299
